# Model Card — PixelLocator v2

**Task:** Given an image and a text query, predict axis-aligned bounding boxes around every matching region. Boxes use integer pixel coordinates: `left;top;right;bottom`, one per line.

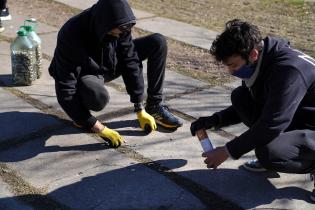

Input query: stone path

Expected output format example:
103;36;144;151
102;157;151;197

0;1;314;209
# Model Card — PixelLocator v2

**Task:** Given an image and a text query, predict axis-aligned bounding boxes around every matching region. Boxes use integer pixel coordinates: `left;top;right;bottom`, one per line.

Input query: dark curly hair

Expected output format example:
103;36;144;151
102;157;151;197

210;19;262;62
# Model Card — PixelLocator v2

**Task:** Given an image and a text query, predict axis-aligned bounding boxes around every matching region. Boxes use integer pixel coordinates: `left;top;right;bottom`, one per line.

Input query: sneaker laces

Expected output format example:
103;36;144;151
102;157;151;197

156;105;176;119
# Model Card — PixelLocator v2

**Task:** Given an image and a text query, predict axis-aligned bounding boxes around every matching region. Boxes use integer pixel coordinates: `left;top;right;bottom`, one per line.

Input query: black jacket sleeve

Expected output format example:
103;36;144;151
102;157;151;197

116;32;144;103
226;67;307;159
216;106;242;128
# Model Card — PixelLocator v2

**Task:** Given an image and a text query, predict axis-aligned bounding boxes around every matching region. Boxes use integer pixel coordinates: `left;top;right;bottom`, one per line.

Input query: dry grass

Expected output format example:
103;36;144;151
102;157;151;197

129;0;315;57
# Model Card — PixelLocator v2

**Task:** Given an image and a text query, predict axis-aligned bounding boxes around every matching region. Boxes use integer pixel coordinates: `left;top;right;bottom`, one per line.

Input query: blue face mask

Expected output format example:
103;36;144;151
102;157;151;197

232;63;257;79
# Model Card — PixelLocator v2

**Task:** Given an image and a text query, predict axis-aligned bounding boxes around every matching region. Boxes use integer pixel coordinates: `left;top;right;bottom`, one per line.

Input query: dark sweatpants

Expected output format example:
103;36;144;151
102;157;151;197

231;86;315;174
78;33;166;112
0;0;7;9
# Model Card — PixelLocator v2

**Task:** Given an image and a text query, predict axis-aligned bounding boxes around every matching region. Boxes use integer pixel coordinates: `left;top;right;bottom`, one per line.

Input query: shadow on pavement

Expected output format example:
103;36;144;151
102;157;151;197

104;119;179;137
0;74;12;87
0;111;110;162
0;159;313;209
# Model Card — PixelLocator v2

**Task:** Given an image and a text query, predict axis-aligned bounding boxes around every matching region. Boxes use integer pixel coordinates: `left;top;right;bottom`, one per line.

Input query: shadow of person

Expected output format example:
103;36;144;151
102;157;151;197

103;119;147;137
0;111;111;162
0;159;190;210
0;74;12;87
0;159;313;209
182;168;312;209
104;119;179;137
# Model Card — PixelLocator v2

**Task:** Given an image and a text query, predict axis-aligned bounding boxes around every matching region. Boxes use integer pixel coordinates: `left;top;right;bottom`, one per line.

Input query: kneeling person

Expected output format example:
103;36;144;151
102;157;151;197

49;0;182;147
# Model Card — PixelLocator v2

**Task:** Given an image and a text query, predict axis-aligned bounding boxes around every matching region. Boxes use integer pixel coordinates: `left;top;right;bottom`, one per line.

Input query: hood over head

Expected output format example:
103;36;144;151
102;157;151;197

90;0;136;42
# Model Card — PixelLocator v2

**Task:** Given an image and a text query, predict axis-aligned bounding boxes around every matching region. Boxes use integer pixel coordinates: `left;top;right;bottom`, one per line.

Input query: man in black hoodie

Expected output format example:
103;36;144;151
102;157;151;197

49;0;182;148
190;19;315;201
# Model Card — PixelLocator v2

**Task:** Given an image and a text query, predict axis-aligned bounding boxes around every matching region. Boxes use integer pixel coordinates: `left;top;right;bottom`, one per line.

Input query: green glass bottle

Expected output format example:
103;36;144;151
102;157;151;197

10;29;37;86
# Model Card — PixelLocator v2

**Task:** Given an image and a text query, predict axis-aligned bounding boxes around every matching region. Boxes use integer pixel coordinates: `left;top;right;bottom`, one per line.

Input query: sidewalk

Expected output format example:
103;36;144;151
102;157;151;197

0;1;314;209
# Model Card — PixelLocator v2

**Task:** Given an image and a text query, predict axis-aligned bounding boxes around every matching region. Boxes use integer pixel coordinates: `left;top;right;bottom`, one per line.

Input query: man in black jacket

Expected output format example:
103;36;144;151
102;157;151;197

49;0;182;148
190;19;315;201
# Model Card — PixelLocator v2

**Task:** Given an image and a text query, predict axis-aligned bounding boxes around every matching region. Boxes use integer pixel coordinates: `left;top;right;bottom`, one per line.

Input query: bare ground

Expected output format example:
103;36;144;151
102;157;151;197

5;0;315;86
2;0;234;86
129;0;315;58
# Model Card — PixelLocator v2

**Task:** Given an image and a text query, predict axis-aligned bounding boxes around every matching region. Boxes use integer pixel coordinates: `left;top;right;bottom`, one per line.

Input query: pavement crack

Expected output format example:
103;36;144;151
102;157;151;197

0;123;69;152
116;146;242;209
0;163;72;210
49;162;121;186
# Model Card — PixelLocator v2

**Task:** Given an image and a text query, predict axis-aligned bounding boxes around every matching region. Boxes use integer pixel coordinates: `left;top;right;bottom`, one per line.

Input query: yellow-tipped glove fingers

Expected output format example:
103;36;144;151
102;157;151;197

98;127;123;148
137;109;157;132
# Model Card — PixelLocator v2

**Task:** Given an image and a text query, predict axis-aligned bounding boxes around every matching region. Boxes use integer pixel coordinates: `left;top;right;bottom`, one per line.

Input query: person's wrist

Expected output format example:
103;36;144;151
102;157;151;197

223;145;234;159
91;121;105;133
134;102;144;112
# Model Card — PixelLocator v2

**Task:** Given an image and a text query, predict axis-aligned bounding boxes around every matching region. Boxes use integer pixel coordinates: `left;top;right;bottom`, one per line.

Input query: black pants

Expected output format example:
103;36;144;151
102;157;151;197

0;0;7;9
231;86;315;174
78;33;166;111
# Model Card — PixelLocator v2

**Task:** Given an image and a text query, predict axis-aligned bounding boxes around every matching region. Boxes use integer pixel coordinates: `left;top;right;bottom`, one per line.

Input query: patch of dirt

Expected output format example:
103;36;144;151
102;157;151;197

2;1;314;85
2;0;233;86
133;29;233;85
129;0;315;58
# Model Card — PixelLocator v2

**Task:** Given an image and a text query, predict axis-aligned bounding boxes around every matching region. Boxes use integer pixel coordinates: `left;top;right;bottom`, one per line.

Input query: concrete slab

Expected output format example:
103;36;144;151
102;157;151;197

0;88;61;143
54;0;97;10
1;14;57;39
136;17;218;50
0;178;34;210
167;85;231;117
40;32;58;57
0;42;12;86
112;63;208;98
107;113;315;209
53;0;155;19
54;0;214;50
0;127;204;209
167;86;248;135
132;8;156;19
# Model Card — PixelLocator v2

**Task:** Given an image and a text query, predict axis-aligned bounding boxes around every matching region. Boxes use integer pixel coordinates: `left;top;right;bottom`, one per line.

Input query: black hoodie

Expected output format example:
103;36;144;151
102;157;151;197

219;37;315;159
49;0;144;128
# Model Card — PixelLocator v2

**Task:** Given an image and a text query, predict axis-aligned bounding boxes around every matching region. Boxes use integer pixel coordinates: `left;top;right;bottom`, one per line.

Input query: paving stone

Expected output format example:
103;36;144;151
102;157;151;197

40;32;58;57
54;0;97;10
132;8;156;19
113;62;208;98
0;178;34;210
107;113;315;210
0;42;11;86
168;86;231;117
54;0;214;50
0;87;61;143
54;0;155;19
0;127;204;209
167;86;248;135
1;14;57;39
136;17;218;50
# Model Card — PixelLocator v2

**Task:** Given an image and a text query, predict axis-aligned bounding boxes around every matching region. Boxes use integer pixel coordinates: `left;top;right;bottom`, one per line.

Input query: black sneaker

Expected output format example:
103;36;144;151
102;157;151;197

242;159;267;172
310;172;315;202
0;20;4;32
0;8;12;21
145;104;183;128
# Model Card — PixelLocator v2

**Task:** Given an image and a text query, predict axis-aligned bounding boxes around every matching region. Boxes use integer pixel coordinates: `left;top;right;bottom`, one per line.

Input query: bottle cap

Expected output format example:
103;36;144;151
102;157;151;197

23;25;34;32
17;29;27;36
24;18;37;31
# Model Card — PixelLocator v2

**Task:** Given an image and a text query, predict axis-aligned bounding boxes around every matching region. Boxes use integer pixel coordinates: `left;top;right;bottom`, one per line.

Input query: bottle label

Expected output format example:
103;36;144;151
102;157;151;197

200;138;214;152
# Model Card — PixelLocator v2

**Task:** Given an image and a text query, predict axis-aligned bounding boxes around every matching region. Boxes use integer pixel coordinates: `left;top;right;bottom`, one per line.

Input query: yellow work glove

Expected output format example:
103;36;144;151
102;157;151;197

137;109;157;133
97;127;123;148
